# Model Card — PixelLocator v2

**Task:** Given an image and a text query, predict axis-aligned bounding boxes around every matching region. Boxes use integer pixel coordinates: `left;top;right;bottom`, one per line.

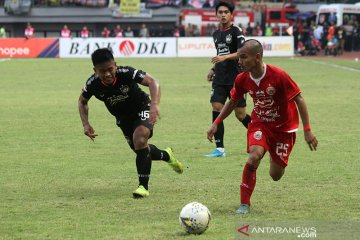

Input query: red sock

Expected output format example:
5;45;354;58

240;162;258;205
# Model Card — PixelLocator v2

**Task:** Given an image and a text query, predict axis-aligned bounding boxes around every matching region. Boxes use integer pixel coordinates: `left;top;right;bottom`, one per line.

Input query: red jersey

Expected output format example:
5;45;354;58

81;29;89;38
25;27;34;38
61;29;71;38
231;64;301;132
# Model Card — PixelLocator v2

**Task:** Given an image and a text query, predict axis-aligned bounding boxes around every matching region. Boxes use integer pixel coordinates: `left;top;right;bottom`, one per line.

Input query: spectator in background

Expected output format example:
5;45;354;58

265;23;273;36
255;25;263;36
204;23;213;36
123;26;134;37
337;26;345;54
343;20;354;52
327;22;335;42
101;26;111;38
173;25;180;38
353;20;360;51
321;22;329;50
325;35;338;56
185;23;194;36
297;39;306;56
0;25;6;38
193;25;201;36
139;24;149;38
246;23;253;36
81;26;90;38
293;22;299;50
113;24;123;38
301;21;311;48
61;25;71;38
313;24;323;41
25;23;35;39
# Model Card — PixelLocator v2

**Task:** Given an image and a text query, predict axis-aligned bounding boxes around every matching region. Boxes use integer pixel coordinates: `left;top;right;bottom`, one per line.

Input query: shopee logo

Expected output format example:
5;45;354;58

0;47;30;56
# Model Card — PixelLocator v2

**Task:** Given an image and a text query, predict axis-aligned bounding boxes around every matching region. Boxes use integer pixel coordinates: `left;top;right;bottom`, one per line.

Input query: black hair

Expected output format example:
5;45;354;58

91;48;114;66
215;0;235;13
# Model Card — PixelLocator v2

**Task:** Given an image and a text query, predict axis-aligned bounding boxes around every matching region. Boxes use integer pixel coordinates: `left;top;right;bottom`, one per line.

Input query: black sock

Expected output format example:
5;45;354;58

241;114;251;129
149;144;169;161
135;147;152;190
213;111;224;148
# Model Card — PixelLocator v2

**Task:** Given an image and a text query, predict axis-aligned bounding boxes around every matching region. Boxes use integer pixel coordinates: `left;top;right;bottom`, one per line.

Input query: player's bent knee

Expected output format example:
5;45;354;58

133;135;149;149
247;153;262;167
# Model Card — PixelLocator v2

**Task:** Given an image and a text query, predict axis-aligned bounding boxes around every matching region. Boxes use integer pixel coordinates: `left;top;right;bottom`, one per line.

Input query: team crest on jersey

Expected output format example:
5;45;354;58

255;90;265;97
254;131;262;140
120;85;129;94
226;34;232;44
266;86;276;96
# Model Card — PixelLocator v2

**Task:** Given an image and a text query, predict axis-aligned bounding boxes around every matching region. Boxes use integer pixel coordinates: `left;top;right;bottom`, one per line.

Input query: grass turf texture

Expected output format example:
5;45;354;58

0;57;359;239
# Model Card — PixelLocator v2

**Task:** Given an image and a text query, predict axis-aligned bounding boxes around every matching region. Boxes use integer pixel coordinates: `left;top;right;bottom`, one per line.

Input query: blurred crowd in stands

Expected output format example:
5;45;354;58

33;0;108;7
19;22;179;38
289;18;360;56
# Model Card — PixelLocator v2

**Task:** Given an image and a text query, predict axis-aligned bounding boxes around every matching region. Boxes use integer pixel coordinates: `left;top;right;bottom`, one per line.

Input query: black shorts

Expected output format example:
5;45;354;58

116;103;153;150
210;84;246;107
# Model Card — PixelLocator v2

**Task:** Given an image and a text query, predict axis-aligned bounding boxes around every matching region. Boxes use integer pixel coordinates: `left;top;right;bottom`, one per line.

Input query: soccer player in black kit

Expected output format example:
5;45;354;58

78;48;183;198
205;0;251;157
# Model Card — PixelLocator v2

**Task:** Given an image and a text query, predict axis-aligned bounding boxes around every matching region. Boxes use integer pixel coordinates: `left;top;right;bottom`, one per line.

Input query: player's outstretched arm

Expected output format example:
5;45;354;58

294;94;318;151
207;99;237;142
141;73;160;124
78;95;98;141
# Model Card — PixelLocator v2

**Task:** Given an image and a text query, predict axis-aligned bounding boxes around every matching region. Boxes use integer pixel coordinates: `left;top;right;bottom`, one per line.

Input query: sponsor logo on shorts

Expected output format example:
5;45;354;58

254;131;262;140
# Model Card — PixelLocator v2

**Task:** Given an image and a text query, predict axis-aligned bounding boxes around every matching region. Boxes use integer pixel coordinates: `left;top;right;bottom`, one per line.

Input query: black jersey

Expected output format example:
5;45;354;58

81;66;150;117
212;24;245;85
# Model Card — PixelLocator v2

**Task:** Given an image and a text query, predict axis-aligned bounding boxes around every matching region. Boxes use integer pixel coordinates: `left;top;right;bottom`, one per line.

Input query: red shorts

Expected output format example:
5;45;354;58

247;123;296;168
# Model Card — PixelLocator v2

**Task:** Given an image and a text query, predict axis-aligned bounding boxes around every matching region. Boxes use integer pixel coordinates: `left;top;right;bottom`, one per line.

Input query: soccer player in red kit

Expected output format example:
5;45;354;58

207;39;318;214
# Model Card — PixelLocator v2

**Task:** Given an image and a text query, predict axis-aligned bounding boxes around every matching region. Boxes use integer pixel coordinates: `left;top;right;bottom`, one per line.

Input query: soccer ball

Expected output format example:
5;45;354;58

179;202;211;234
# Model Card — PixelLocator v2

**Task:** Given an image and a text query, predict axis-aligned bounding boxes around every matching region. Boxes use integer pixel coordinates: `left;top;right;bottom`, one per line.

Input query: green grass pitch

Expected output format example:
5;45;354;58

0;57;359;239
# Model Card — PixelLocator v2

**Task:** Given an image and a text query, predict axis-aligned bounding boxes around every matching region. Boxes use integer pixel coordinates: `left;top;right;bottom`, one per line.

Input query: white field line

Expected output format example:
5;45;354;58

0;58;11;62
292;57;360;73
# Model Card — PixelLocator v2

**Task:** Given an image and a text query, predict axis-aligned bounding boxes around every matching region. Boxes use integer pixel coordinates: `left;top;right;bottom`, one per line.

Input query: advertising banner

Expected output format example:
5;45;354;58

253;36;294;57
0;38;59;58
177;37;215;57
60;38;176;58
178;36;294;57
120;0;140;15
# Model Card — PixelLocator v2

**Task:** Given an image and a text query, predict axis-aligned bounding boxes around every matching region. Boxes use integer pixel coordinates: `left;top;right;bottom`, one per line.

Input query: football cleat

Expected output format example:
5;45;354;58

165;147;184;174
133;185;149;198
205;148;226;157
236;204;250;214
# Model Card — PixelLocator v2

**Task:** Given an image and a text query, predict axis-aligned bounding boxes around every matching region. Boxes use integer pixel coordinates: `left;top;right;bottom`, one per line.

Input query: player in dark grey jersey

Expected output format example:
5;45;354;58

205;0;251;157
78;48;183;198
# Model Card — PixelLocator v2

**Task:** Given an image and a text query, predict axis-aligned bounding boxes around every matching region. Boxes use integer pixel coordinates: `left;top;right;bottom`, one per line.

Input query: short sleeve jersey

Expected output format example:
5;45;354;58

81;66;150;117
212;24;245;85
230;64;301;132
